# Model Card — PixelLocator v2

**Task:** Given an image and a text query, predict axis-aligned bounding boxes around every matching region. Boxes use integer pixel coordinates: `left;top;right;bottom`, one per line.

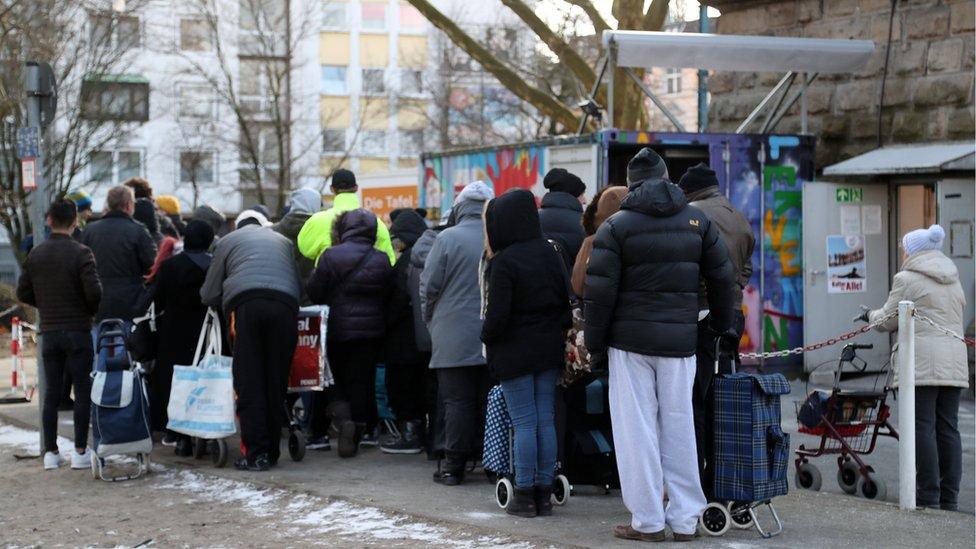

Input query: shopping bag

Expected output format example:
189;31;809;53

128;302;160;363
167;309;236;439
288;306;333;392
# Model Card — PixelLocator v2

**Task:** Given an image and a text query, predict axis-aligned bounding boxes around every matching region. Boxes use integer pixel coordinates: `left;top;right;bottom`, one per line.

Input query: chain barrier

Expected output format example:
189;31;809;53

913;312;976;347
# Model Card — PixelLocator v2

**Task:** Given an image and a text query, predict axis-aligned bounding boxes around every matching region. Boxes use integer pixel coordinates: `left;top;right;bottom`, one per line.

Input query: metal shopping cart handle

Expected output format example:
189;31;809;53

713;329;740;375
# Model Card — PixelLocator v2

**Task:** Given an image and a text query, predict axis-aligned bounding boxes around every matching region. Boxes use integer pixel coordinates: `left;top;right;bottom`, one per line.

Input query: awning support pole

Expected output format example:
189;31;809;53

760;73;796;134
578;53;611;135
736;71;794;134
607;41;617;129
624;68;688;133
765;73;819;134
801;71;808;133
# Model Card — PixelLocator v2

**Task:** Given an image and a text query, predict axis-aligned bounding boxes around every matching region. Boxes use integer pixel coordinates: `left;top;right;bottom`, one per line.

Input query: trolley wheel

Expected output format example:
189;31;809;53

553;474;571;506
495;477;514;509
856;472;887;501
193;437;207;460
700;502;731;537
289;430;306;462
837;460;860;495
210;439;228;468
795;462;822;491
727;501;754;529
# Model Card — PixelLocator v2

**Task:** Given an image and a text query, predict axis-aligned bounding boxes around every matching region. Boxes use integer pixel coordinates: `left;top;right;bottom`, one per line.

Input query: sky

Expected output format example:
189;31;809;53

535;0;721;35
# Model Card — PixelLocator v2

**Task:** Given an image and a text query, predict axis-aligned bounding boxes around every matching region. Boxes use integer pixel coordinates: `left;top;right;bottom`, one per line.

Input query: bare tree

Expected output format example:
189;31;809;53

0;0;150;258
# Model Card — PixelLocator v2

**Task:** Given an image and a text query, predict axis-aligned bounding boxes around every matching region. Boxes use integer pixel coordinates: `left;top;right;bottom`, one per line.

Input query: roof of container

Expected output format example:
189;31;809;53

601;30;875;73
823;142;976;176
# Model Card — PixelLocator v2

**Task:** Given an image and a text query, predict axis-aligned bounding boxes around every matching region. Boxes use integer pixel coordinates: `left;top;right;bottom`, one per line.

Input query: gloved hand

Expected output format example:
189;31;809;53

852;305;870;323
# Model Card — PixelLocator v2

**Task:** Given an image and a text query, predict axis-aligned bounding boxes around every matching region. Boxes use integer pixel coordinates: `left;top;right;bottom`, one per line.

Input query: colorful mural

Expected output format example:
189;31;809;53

421;145;546;218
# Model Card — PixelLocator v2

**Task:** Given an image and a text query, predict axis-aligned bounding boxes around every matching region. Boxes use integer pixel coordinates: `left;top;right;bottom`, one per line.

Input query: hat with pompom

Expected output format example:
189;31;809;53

902;224;945;256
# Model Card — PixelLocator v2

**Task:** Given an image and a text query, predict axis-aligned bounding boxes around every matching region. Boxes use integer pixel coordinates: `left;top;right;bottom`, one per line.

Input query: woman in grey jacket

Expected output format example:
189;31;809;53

420;180;495;485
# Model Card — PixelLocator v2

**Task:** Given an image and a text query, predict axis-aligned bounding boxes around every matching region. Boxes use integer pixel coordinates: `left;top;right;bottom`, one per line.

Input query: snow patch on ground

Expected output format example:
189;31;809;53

0;423;72;454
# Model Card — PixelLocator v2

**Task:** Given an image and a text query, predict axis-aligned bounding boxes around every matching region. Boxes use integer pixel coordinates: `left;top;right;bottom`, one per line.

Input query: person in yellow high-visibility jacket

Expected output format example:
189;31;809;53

297;169;396;265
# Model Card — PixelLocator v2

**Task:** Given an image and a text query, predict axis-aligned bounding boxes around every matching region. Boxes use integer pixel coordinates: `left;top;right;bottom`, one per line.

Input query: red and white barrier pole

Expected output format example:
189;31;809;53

1;316;34;404
10;316;20;390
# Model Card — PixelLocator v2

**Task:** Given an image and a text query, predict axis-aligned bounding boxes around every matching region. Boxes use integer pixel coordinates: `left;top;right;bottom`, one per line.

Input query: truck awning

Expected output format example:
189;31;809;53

601;30;874;73
823;142;976;176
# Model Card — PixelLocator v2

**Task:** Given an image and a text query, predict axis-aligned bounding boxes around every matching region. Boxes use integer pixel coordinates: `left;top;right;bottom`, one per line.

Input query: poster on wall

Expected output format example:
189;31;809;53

826;235;867;294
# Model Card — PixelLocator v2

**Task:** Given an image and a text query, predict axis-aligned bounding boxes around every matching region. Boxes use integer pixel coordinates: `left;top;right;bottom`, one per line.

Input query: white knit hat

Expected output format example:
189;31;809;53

902;224;945;256
453;180;495;205
235;209;271;229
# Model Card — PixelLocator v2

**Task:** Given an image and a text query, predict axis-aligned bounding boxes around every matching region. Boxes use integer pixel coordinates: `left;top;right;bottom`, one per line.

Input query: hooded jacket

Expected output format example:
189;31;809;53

482;190;571;381
869;250;968;388
584;178;735;357
273;209;315;305
408;227;441;353
307;209;394;343
572;186;627;296
685;185;755;310
539;191;585;270
200;225;300;314
81;210;157;321
420;198;489;369
385;208;429;363
297;192;396;265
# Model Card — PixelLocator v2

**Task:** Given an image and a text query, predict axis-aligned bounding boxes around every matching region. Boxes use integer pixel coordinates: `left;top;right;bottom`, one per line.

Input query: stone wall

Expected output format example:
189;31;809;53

705;0;975;168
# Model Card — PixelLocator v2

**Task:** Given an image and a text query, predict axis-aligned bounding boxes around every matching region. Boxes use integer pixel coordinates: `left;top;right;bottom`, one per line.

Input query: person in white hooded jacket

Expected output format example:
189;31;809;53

863;224;968;510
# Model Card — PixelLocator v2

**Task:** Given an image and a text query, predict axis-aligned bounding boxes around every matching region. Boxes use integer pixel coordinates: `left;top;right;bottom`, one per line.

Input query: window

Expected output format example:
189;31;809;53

361;2;386;30
362;68;385;94
323;129;346;152
239;0;286;55
239;125;281;189
180;18;212;51
359;130;386;155
320;65;347;95
81;77;149;122
88;150;143;185
239;59;285;116
400;129;423;155
321;2;346;28
399;4;425;32
178;85;215;119
89;12;140;51
665;67;682;95
180;151;216;184
400;69;423;95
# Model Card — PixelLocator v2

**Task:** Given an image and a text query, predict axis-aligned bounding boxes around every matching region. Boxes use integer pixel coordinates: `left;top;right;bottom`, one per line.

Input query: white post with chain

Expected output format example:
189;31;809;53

897;300;916;510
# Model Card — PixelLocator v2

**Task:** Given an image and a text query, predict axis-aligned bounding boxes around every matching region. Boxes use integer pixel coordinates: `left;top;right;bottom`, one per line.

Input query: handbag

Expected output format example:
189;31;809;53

128;301;160;363
167;309;236;439
544;239;592;387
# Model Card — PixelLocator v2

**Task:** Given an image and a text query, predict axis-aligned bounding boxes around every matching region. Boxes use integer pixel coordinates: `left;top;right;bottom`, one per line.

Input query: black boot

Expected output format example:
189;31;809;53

433;454;465;486
327;401;358;458
381;420;424;454
234;453;271;472
507;487;537;518
535;485;553;517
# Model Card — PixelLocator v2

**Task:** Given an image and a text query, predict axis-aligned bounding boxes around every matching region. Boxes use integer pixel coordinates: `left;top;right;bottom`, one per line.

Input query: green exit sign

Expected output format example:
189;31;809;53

836;188;863;203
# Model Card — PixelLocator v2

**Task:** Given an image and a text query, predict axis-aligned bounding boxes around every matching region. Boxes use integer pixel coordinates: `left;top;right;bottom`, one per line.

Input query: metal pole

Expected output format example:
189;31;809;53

758;142;766;370
25;62;48;454
800;71;808;134
623;68;687;133
697;2;708;132
735;72;794;134
898;300;916;510
607;41;616;129
765;73;819;134
759;73;796;134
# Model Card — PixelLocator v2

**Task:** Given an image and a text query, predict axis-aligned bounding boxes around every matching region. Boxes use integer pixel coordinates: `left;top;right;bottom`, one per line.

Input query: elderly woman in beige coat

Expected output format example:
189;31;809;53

864;224;968;510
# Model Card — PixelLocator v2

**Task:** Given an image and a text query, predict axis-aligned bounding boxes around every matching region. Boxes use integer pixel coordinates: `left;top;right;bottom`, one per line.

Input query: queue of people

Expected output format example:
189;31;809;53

15;148;969;538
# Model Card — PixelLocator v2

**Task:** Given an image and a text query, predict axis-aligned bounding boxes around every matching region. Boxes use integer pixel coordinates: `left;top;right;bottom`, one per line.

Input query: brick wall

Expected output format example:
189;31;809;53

706;0;975;168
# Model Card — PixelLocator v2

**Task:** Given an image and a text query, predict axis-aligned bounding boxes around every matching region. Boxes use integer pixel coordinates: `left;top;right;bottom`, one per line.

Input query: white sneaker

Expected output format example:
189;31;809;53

43;451;64;470
71;449;90;470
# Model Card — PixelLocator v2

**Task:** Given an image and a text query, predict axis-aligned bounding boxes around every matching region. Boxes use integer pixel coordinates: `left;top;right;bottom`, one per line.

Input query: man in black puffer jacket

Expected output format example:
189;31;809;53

307;208;394;458
538;168;586;271
584;148;735;543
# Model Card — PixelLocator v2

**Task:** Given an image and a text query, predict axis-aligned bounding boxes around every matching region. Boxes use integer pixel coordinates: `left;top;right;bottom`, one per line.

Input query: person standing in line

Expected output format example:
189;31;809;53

421;180;495;485
306;209;394;458
677;162;756;500
571;185;628;297
134;197;164;245
298;169;396;265
273;187;323;306
585;148;735;542
155;195;186;237
481;189;571;517
81;185;157;323
381;208;432;455
200;219;300;471
17;199;102;470
148;221;215;456
862;225;968;511
538;168;587;272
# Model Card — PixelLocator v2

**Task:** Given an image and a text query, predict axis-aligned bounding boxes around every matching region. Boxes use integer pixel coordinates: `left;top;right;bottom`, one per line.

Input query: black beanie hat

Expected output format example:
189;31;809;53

678;162;720;195
331;168;357;191
627;148;668;186
543;168;586;198
183;219;215;252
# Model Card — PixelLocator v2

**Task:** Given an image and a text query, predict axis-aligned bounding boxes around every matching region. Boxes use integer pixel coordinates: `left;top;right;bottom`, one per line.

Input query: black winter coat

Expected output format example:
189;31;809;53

584;178;735;358
385;209;429;364
307;209;394;343
538;191;585;270
81;210;157;321
16;234;101;333
482;189;571;381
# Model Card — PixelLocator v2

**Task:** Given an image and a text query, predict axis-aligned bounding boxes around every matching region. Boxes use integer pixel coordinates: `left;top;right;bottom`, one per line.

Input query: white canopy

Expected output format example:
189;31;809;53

602;30;875;74
824;143;976;176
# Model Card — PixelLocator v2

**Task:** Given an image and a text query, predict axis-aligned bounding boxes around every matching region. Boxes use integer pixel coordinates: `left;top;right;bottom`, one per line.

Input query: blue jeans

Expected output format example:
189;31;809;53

500;369;558;488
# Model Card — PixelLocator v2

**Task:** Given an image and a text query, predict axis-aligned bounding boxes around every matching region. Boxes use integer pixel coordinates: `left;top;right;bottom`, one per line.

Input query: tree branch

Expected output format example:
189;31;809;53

642;0;670;31
405;0;579;131
561;0;610;34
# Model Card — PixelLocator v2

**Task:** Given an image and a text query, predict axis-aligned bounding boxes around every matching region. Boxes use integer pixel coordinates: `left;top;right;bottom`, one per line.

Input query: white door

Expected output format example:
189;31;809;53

802;182;891;373
938;178;976;330
547;144;599;200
